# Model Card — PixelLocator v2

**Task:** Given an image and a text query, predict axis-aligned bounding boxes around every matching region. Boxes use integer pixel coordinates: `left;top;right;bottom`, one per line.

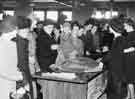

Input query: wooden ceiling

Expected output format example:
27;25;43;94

1;0;135;9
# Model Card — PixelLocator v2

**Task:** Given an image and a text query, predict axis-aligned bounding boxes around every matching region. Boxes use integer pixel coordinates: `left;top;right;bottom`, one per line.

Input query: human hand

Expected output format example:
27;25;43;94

102;46;109;52
124;47;135;53
51;44;59;50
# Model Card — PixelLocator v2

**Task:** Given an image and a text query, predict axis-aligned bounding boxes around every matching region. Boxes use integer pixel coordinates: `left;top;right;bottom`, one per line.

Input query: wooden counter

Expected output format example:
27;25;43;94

34;71;107;99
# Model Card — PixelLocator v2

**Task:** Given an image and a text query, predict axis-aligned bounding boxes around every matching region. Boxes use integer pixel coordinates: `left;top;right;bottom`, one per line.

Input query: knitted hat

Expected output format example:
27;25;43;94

109;18;124;33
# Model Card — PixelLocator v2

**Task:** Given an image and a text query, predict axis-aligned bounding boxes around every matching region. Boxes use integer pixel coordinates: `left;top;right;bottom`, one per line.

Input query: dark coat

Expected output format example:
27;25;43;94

80;31;101;59
16;34;33;99
102;36;127;98
102;36;126;80
16;34;31;80
123;31;135;83
36;31;57;72
101;30;114;49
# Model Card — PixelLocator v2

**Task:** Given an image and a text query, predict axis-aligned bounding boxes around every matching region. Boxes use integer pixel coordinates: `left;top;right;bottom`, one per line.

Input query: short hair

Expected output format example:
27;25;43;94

17;16;32;29
71;21;80;29
54;24;60;30
36;21;44;25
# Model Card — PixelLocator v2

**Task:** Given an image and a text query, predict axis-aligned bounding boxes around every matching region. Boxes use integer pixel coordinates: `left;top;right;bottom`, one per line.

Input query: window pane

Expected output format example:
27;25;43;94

112;11;118;16
0;14;3;20
105;11;111;19
46;11;58;22
62;11;72;21
33;11;45;21
4;10;14;16
104;11;118;19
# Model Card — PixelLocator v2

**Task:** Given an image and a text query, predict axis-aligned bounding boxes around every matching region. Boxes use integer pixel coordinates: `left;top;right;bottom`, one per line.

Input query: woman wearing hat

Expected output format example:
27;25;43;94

36;19;58;72
123;18;135;99
102;18;127;99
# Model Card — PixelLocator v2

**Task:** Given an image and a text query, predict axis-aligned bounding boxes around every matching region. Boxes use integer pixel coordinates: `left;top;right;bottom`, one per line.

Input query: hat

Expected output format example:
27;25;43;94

43;19;55;26
17;16;32;29
109;18;124;33
124;18;135;29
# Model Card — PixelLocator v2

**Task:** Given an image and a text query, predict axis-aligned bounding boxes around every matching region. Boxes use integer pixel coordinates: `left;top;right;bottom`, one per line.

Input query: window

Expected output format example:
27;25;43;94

4;10;14;16
33;11;45;21
0;13;3;20
104;11;118;19
104;11;111;19
91;11;104;19
92;10;118;19
62;11;72;21
46;11;58;22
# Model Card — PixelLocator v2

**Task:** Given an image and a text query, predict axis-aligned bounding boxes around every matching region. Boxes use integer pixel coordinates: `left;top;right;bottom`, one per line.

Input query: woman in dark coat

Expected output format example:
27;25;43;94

123;18;135;99
102;18;127;99
36;19;58;72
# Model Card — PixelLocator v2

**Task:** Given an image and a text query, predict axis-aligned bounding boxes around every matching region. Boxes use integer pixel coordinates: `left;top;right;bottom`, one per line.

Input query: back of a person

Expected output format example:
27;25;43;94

0;33;18;99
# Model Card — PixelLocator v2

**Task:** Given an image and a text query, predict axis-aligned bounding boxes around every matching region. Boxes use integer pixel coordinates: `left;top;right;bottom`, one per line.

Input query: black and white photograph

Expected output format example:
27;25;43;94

0;0;135;99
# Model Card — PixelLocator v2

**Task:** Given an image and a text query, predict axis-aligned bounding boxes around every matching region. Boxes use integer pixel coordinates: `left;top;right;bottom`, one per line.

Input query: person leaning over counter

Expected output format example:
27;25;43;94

36;19;58;72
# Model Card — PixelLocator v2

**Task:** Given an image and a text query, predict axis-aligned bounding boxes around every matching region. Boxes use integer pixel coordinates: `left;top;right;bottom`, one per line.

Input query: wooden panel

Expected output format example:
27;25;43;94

87;73;107;99
40;80;87;99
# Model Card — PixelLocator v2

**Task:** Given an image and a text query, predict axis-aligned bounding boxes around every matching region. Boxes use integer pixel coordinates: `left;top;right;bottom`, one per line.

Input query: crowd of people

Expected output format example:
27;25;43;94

34;15;135;99
0;13;135;99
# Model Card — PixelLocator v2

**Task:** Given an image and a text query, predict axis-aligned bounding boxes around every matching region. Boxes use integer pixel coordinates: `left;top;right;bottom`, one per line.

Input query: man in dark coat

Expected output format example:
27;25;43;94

36;19;58;72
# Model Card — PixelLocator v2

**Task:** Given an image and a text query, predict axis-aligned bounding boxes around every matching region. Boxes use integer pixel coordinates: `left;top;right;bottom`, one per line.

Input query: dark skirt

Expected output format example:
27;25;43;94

124;52;135;83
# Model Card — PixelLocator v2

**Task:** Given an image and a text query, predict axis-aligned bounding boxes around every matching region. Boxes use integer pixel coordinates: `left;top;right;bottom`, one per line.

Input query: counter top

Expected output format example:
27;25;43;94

33;71;105;84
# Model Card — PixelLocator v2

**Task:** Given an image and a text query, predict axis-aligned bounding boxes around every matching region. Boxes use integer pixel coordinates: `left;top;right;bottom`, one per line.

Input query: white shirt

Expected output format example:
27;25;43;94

0;31;22;81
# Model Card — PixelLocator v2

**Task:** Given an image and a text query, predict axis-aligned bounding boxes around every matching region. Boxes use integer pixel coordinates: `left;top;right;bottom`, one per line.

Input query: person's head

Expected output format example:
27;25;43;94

72;21;80;37
43;19;55;35
124;18;135;33
78;25;84;36
109;18;124;38
84;18;95;31
17;16;32;30
17;16;32;38
63;22;71;34
91;25;98;35
53;24;61;36
91;22;99;35
102;23;109;31
36;21;44;29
